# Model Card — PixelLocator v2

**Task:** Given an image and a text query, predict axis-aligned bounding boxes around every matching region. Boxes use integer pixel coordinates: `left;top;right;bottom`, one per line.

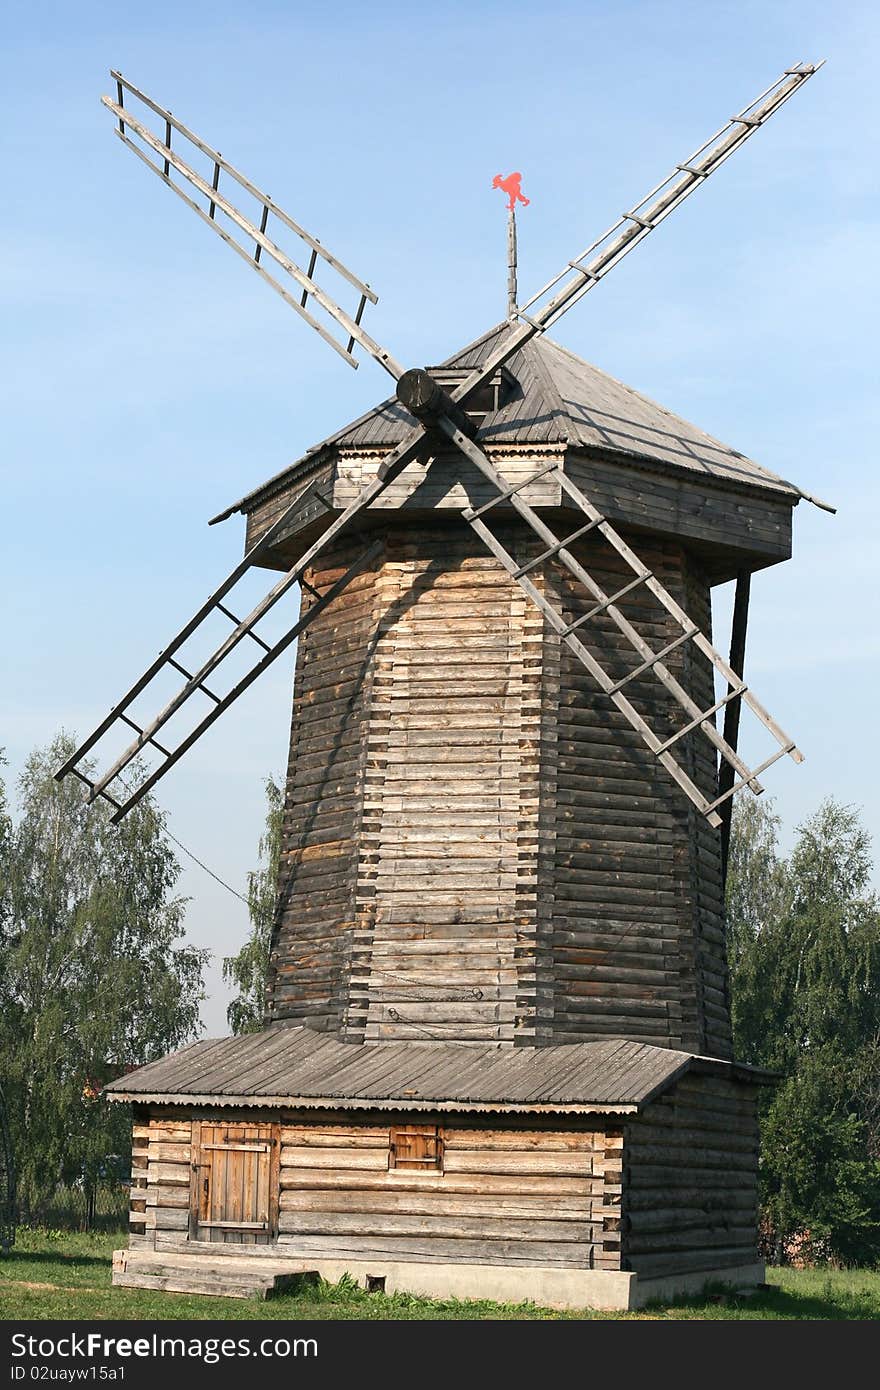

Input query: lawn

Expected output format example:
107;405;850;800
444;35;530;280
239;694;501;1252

1;1230;878;1320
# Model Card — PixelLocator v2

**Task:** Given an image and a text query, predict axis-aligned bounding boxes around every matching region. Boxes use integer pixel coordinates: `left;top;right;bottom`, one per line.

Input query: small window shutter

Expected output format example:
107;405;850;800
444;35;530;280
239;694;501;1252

389;1124;444;1171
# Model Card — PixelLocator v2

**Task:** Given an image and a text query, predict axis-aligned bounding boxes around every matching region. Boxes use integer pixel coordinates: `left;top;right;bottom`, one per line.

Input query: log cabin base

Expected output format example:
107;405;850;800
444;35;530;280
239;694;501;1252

111;1246;764;1310
108;1033;771;1313
111;1248;319;1301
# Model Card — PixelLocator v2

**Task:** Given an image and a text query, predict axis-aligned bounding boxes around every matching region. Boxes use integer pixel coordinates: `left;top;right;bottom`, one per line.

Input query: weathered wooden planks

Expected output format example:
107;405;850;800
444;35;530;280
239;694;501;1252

243;442;793;583
262;521;733;1056
621;1073;760;1276
134;1108;616;1271
129;1080;760;1284
274;1119;606;1269
541;535;730;1055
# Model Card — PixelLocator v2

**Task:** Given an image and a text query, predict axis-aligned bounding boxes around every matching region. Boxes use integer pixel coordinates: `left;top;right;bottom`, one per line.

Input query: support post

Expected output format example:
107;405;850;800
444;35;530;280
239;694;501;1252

507;206;517;319
719;569;751;885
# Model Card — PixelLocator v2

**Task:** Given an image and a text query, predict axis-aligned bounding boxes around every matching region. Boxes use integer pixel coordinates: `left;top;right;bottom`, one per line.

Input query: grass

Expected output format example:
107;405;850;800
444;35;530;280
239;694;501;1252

0;1229;879;1320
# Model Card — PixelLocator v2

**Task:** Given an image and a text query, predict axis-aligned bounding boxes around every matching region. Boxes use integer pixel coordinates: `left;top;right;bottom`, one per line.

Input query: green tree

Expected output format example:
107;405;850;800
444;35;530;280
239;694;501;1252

730;799;880;1072
727;796;880;1264
0;734;208;1221
725;797;792;1064
760;1049;880;1266
223;776;283;1034
0;747;12;970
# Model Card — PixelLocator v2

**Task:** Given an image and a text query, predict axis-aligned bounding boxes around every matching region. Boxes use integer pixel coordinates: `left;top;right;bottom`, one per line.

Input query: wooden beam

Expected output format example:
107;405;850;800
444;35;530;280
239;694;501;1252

720;570;752;885
395;369;476;439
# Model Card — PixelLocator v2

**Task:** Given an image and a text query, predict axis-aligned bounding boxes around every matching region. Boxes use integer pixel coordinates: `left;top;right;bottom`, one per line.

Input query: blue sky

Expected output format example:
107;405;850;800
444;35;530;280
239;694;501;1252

2;1;877;1033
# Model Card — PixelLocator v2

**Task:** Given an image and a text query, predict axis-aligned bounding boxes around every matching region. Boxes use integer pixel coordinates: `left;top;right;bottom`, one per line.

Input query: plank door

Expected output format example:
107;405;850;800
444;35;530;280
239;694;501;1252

190;1121;279;1244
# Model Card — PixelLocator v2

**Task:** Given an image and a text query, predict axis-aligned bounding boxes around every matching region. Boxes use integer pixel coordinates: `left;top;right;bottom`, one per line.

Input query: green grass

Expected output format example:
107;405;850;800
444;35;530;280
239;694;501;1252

1;1229;878;1320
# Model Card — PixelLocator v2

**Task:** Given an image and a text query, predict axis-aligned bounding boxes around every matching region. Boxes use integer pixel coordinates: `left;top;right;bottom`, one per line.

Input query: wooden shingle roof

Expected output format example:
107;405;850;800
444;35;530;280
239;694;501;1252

212;323;800;525
105;1026;771;1114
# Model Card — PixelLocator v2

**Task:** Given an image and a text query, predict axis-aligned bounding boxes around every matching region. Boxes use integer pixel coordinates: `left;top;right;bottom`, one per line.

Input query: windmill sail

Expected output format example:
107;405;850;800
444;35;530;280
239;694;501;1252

55;430;436;818
421;63;825;416
103;73;403;377
57;528;383;822
438;426;803;828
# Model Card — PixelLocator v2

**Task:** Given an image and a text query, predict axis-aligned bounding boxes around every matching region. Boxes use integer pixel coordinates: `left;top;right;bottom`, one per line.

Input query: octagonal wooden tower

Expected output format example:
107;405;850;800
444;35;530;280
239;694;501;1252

106;327;792;1307
244;324;799;1059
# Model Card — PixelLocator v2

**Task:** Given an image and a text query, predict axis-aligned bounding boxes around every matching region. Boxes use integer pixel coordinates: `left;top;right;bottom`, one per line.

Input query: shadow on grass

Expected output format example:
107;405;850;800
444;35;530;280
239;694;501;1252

646;1282;880;1321
2;1249;110;1272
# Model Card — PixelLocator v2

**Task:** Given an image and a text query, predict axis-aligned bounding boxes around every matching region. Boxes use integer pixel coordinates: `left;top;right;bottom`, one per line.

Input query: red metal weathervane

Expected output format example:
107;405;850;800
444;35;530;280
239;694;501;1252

492;172;530;211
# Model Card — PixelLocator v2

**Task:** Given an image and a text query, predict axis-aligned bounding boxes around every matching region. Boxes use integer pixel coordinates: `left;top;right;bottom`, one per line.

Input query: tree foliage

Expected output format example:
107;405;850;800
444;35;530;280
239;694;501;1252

727;797;880;1265
0;735;208;1219
223;776;283;1035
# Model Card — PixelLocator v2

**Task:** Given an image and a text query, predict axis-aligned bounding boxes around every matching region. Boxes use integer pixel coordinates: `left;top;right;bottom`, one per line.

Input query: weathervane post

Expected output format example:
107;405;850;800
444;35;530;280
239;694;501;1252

492;171;530;319
507;206;517;319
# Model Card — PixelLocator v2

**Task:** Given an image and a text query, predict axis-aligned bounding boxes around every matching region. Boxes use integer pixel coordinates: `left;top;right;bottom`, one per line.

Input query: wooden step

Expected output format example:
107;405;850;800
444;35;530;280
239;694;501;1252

112;1249;319;1301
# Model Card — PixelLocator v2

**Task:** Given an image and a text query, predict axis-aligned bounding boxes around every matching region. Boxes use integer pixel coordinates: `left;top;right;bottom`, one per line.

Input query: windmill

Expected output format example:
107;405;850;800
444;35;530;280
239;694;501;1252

68;65;826;1306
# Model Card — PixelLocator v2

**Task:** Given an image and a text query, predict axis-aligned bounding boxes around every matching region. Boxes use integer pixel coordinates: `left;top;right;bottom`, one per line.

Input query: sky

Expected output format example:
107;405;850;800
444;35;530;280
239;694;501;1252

2;0;877;1034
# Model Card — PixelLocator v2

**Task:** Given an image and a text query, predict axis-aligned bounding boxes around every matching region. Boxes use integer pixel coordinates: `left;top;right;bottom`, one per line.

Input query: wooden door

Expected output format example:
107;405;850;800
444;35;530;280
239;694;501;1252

190;1121;279;1244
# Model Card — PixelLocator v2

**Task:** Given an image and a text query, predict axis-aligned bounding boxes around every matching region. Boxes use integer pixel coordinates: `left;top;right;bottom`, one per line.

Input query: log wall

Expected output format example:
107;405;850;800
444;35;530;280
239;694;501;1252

544;535;731;1056
348;528;545;1044
621;1072;761;1276
264;521;732;1056
267;538;379;1032
274;1119;611;1268
129;1107;619;1271
128;1107;192;1248
244;445;793;576
127;1083;760;1280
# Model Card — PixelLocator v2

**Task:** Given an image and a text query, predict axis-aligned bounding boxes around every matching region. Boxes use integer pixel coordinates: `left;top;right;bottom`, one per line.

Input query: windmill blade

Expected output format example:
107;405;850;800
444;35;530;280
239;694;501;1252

429;416;803;827
516;61;824;332
57;534;383;822
405;61;823;423
103;72;404;378
55;419;444;818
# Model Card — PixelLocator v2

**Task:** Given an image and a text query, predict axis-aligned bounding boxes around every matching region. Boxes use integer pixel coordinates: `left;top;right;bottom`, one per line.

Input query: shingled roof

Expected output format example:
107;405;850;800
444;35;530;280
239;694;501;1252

212;323;800;525
105;1026;771;1115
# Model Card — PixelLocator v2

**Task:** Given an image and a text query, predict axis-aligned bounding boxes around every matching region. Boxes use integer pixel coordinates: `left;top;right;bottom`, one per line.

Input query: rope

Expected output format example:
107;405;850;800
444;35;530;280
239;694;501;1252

163;828;250;907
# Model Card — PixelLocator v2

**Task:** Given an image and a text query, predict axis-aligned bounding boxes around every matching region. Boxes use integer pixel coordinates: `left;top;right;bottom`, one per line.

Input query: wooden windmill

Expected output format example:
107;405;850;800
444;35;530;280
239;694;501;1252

61;64;826;1308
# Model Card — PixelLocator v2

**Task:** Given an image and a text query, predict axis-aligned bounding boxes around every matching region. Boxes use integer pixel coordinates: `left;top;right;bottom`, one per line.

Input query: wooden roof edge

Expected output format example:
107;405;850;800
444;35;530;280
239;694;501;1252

564;442;800;508
209;433;801;541
205;320;835;527
540;337;817;503
208;444;336;527
633;1053;777;1109
103;1090;640;1117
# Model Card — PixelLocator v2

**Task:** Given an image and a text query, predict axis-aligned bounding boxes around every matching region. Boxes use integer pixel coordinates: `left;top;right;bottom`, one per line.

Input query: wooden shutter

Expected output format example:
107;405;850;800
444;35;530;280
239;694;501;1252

389;1124;444;1171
